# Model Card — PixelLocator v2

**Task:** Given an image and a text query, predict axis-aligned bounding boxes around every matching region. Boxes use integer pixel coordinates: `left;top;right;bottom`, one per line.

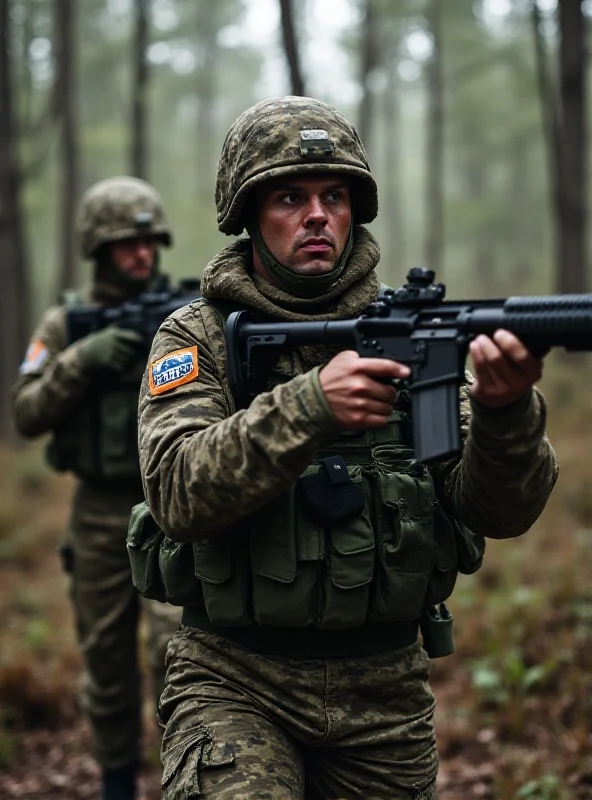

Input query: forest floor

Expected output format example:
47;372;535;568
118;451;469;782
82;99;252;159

1;360;592;799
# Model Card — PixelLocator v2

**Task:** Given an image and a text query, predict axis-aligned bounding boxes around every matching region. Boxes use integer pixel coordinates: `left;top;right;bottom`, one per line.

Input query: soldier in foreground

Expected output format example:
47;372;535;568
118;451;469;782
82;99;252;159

136;98;558;799
11;177;182;800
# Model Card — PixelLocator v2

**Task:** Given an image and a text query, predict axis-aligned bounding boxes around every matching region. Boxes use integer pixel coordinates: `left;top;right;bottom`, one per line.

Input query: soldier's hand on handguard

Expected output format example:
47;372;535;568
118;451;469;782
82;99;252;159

75;326;144;374
319;350;411;430
469;329;543;409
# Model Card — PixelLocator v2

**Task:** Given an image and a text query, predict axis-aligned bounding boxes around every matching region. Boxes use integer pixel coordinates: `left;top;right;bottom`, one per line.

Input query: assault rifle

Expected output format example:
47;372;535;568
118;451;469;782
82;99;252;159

225;267;592;464
66;277;201;349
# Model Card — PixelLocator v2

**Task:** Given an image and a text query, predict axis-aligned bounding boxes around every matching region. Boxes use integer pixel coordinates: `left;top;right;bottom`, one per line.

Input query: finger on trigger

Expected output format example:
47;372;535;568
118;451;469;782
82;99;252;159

359;357;410;379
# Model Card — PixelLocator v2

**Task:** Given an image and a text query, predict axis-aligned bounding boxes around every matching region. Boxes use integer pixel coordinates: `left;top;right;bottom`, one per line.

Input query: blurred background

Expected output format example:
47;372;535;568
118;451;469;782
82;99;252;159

1;0;592;798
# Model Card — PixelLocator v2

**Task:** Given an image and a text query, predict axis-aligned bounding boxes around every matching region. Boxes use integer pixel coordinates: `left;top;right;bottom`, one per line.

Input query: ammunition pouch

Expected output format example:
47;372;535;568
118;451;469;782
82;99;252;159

128;419;485;650
46;377;143;481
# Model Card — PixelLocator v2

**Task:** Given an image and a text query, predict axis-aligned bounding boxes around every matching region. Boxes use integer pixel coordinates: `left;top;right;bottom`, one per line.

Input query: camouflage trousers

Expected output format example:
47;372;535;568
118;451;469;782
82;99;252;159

159;627;439;799
69;481;182;770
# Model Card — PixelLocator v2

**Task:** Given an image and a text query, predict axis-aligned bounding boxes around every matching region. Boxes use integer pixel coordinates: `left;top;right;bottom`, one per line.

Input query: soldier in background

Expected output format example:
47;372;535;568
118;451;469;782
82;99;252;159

11;177;182;800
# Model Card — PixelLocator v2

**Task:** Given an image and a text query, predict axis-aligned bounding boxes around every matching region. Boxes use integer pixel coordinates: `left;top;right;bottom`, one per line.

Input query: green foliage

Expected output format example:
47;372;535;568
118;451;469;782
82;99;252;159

471;649;556;706
0;716;18;769
517;774;571;800
0;444;53;564
23;617;53;654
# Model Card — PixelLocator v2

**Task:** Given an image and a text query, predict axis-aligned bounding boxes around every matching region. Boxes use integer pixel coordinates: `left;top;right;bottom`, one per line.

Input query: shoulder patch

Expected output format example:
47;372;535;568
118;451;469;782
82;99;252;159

149;346;198;395
20;339;50;375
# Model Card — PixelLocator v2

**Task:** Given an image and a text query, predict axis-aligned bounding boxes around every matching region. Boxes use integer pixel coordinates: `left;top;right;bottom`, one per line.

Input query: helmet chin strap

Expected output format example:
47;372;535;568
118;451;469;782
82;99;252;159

247;219;354;299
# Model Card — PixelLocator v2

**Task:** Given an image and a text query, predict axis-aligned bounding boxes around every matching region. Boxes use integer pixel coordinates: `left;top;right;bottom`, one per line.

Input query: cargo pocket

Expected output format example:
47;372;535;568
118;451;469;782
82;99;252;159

161;725;235;798
126;501;167;602
320;468;375;629
371;467;436;622
423;503;458;606
193;532;250;627
250;484;320;627
159;537;202;607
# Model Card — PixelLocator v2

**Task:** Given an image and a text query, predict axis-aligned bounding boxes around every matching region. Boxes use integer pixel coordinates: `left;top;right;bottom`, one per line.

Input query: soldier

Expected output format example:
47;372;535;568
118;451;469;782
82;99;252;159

11;177;183;800
135;98;558;799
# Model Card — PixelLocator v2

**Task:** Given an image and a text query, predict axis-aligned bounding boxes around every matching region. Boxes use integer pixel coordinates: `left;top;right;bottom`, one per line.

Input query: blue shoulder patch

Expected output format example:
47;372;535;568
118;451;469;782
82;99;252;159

149;346;198;395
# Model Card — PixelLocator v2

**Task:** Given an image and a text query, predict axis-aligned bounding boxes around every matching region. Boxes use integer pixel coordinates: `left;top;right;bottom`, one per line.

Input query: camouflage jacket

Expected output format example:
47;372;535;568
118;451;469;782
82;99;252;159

12;280;139;438
138;228;558;543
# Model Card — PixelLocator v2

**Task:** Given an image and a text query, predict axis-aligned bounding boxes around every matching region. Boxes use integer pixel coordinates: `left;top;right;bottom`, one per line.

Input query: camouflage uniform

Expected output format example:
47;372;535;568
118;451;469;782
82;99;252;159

11;177;181;773
136;99;558;799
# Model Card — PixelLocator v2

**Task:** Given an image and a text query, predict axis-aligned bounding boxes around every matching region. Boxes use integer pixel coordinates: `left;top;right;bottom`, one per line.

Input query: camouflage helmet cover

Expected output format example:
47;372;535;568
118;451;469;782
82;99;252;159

76;176;173;259
216;96;378;235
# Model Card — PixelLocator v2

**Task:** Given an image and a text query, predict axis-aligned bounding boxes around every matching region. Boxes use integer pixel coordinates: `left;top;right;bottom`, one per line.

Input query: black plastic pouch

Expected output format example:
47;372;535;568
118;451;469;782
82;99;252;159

420;603;455;658
299;456;365;525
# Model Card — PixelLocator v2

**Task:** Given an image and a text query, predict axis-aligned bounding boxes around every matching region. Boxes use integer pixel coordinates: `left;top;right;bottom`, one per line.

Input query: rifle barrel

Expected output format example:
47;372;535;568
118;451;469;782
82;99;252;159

464;307;592;337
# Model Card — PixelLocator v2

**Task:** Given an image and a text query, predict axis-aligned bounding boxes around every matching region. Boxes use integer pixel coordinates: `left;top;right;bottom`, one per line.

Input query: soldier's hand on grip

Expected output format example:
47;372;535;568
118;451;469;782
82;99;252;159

469;329;543;409
76;326;144;374
319;350;411;429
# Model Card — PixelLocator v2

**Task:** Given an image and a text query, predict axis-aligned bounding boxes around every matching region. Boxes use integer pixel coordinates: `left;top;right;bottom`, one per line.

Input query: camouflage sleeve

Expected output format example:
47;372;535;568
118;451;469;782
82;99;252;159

431;375;558;539
139;305;341;542
11;305;94;438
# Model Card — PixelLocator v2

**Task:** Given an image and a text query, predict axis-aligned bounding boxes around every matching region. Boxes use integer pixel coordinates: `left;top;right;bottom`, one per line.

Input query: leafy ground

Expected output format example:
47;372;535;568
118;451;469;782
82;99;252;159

0;360;591;799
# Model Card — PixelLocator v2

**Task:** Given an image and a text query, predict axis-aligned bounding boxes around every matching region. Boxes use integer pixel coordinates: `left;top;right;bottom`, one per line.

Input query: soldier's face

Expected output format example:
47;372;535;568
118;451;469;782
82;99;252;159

111;236;158;281
253;174;351;278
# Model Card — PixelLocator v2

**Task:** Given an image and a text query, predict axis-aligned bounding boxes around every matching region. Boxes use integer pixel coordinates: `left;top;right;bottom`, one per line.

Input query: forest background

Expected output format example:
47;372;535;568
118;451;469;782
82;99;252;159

1;1;592;798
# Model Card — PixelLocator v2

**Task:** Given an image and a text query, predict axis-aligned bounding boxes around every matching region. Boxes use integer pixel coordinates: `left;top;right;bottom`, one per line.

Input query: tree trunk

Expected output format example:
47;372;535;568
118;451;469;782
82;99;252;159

195;2;219;200
131;0;150;179
357;0;378;156
425;0;444;279
278;0;305;96
557;0;586;293
531;0;561;276
510;136;534;293
55;0;79;292
383;56;405;279
0;0;30;440
464;160;495;295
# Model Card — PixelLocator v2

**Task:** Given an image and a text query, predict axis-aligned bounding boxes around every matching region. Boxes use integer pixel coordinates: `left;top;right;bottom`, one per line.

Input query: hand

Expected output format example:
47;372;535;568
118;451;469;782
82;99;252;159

76;326;144;374
319;350;410;429
469;329;543;409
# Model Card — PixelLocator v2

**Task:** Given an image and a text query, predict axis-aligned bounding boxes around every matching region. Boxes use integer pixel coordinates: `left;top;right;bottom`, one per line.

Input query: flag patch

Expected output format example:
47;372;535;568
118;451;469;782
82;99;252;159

20;339;49;375
149;346;198;395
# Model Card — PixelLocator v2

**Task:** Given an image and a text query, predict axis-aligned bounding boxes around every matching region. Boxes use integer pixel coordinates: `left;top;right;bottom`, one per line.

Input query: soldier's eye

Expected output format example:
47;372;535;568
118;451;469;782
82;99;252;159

280;193;300;205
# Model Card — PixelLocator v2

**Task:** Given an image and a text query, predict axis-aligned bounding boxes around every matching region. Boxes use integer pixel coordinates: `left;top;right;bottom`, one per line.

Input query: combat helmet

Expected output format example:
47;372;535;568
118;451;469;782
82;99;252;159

216;96;378;236
76;176;173;259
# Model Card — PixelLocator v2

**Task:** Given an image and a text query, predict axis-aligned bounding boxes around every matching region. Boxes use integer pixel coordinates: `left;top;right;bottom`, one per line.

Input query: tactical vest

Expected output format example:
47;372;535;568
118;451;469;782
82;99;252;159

128;386;485;631
46;290;144;482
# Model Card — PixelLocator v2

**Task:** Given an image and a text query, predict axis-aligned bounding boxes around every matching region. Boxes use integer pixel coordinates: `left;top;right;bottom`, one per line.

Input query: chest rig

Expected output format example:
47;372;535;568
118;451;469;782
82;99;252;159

131;309;483;620
128;299;485;658
46;291;144;483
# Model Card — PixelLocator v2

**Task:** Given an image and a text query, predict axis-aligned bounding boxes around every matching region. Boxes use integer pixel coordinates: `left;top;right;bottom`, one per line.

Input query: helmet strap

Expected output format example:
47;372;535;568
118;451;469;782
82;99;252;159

247;218;354;298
